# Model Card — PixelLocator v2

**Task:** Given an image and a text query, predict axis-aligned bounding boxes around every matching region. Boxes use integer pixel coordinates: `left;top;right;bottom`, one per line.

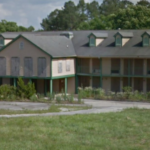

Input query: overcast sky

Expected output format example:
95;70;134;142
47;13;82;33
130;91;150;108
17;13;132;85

0;0;140;30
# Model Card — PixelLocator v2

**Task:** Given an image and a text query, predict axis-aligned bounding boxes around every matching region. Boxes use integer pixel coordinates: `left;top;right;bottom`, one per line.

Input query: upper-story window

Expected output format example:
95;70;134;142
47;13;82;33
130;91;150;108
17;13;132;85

0;37;4;46
19;42;24;50
143;35;149;46
58;61;63;73
115;35;122;47
66;60;70;71
89;36;95;47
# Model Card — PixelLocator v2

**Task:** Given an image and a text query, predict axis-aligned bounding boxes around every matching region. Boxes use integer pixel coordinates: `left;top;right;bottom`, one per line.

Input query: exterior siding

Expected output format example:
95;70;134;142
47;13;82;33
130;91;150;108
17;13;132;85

52;58;75;77
0;37;51;77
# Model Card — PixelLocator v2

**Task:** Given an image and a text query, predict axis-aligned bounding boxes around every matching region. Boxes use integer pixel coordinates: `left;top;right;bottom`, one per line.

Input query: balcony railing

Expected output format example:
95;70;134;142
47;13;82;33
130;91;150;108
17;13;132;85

77;66;90;74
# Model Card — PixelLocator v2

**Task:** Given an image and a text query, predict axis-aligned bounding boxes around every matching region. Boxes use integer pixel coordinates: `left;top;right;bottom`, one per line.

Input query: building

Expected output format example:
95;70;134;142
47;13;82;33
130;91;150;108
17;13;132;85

0;30;150;94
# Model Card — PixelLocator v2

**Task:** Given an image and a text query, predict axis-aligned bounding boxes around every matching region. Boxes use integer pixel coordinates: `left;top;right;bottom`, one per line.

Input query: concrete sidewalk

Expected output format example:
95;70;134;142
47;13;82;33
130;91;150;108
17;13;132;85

0;99;150;118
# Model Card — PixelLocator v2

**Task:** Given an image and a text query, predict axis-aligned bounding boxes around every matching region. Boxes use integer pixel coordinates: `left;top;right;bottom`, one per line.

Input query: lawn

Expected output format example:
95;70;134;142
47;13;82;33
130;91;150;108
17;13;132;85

0;108;150;150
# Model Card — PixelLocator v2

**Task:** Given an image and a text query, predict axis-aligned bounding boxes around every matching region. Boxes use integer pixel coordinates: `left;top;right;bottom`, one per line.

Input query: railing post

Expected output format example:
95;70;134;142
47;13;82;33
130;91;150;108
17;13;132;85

65;78;67;94
14;78;17;87
44;79;47;96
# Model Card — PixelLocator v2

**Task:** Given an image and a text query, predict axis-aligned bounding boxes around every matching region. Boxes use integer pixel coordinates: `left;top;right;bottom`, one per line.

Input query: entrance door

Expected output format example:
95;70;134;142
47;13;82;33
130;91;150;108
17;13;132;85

59;79;65;92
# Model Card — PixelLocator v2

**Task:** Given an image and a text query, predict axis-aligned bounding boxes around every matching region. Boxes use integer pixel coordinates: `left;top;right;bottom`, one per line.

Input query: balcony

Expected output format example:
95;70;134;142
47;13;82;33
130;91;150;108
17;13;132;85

77;66;90;74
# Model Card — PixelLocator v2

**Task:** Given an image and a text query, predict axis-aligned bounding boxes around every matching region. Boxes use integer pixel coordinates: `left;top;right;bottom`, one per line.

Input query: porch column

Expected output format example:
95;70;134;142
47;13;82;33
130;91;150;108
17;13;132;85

100;58;102;88
143;78;147;93
120;78;123;92
50;79;53;94
120;59;124;75
44;79;47;96
144;59;147;75
14;78;17;87
128;59;131;86
90;58;92;73
29;79;32;83
65;78;68;94
75;75;78;94
132;78;134;92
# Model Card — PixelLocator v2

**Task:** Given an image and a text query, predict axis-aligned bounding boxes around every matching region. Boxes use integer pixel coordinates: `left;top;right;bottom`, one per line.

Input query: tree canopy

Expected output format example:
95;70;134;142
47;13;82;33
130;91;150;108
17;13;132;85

41;0;150;30
0;20;35;33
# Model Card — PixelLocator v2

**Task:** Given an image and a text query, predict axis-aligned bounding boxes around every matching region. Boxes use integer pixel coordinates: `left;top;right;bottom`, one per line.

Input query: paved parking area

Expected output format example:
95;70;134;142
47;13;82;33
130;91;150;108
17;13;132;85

0;99;150;118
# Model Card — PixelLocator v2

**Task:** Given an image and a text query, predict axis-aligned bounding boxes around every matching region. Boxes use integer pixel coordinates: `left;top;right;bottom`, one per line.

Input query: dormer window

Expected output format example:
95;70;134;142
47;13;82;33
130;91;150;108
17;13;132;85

88;32;108;47
114;32;133;47
141;32;150;47
89;36;95;47
115;35;122;46
0;37;4;46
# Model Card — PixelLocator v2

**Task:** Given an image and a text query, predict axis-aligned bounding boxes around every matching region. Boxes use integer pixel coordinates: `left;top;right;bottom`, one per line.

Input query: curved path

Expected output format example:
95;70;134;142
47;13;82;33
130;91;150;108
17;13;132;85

0;99;150;118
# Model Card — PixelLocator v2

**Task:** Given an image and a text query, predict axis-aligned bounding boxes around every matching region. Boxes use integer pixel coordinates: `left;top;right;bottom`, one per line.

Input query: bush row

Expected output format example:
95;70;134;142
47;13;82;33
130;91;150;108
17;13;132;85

78;86;150;101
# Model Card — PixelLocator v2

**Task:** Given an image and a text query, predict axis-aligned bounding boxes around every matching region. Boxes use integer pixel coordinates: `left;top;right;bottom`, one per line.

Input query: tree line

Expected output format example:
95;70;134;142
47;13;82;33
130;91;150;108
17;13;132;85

0;20;35;33
41;0;150;30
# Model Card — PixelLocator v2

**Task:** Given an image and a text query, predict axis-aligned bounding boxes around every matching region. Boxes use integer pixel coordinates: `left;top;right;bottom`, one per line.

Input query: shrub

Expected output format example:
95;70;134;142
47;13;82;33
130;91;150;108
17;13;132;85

17;78;36;99
30;94;38;102
56;96;61;103
47;92;55;101
122;86;132;99
0;84;16;100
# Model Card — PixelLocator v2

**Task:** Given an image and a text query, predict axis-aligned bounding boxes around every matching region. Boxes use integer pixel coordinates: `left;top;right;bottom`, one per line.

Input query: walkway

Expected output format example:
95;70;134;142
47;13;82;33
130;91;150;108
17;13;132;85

0;99;150;118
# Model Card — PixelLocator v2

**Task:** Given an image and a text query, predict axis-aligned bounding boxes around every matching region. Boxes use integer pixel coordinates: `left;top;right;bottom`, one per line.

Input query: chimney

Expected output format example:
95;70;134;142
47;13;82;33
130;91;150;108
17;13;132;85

60;32;74;39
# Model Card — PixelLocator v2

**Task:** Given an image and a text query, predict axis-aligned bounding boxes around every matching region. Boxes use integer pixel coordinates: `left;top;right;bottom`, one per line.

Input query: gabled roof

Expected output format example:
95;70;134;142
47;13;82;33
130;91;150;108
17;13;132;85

0;32;35;39
0;34;76;58
114;31;133;38
141;31;150;37
88;32;108;38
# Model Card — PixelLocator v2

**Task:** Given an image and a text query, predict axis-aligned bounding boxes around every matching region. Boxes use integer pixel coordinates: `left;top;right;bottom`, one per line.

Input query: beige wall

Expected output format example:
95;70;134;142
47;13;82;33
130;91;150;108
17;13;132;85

5;39;12;45
68;77;75;93
103;77;111;93
52;58;75;77
96;38;104;46
0;37;51;77
122;38;130;46
102;58;111;75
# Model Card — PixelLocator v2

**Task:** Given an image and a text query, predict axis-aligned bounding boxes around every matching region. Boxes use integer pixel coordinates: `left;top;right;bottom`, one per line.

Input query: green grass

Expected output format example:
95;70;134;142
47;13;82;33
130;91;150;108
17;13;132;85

0;108;150;150
0;105;91;115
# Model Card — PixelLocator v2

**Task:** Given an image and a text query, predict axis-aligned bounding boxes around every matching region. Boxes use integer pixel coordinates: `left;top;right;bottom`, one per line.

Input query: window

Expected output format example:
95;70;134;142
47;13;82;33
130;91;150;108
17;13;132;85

19;42;24;50
58;61;62;73
115;35;122;46
38;57;46;77
143;35;149;46
0;37;4;46
89;36;95;46
11;57;20;76
24;57;33;77
66;60;70;71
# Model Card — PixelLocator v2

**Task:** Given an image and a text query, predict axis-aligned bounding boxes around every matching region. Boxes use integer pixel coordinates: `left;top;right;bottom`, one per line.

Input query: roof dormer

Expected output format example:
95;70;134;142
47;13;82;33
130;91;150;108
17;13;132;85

141;32;150;47
114;32;133;47
88;32;108;47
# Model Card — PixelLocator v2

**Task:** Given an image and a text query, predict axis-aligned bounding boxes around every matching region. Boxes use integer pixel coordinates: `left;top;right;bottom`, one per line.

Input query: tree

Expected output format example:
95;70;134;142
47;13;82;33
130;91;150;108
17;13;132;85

136;0;150;7
110;5;150;29
86;1;100;19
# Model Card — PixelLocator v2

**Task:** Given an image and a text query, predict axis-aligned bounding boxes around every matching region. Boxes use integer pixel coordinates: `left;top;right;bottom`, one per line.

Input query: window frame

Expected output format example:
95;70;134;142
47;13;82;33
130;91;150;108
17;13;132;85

19;41;24;50
143;35;149;47
89;35;96;47
115;35;122;47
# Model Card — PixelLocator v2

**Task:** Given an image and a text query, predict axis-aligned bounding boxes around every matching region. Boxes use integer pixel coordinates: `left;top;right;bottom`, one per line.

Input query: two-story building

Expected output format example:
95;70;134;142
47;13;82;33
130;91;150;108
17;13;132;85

0;30;150;94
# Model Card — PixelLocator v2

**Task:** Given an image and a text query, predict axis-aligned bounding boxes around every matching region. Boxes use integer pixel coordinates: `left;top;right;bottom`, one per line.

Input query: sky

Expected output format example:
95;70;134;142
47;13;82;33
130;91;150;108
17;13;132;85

0;0;141;30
